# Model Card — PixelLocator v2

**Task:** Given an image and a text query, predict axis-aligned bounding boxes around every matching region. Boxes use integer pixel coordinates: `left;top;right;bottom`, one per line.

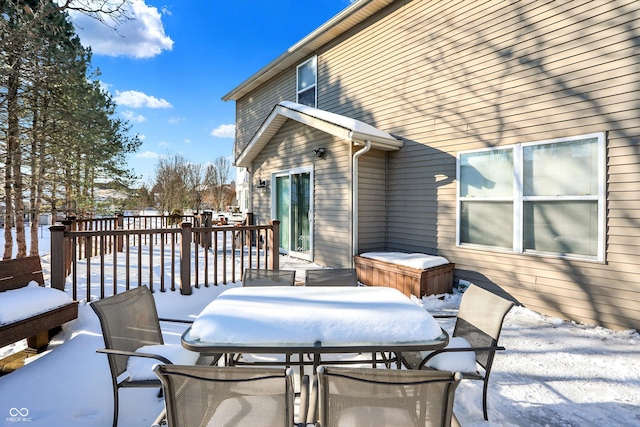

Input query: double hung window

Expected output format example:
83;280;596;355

297;56;317;107
457;133;605;261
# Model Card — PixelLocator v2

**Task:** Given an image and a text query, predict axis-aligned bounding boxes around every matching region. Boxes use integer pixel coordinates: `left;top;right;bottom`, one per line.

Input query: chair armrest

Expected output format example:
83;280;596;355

298;375;310;426
306;373;319;425
418;345;505;369
95;348;173;364
158;317;194;324
431;313;457;319
151;408;166;427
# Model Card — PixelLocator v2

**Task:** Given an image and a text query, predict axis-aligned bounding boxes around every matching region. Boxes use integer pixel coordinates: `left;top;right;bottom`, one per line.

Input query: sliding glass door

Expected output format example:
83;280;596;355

273;168;313;260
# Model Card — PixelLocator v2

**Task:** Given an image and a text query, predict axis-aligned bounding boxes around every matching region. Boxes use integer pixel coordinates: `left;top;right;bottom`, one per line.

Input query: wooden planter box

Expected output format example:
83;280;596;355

354;255;454;298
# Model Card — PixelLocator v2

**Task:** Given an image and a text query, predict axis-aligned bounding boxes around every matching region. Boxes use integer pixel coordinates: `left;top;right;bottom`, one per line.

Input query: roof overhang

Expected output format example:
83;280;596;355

222;0;395;102
235;101;403;168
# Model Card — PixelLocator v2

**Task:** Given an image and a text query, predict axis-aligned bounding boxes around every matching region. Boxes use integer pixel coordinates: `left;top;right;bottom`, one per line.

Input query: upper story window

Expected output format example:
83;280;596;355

297;56;317;107
457;133;605;262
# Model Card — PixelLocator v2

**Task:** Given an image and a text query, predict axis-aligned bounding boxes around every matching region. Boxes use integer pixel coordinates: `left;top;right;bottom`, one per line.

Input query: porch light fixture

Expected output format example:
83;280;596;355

313;147;326;158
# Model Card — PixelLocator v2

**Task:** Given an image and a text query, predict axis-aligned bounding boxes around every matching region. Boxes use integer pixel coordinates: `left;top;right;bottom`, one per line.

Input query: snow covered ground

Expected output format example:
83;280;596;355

0;228;639;426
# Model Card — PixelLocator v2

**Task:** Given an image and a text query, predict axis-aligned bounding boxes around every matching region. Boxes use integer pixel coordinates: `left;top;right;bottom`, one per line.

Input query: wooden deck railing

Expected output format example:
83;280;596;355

49;214;279;301
68;214;195;259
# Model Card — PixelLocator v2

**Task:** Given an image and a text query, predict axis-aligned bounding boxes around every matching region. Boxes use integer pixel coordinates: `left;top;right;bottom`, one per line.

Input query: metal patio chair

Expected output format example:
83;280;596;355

304;268;358;286
91;286;221;427
242;268;296;286
234;268;296;366
312;366;461;427
154;365;306;427
304;267;393;367
400;284;514;420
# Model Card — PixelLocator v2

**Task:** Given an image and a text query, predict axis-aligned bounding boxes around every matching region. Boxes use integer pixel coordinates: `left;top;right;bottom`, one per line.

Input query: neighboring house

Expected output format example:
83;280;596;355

235;167;250;214
223;0;639;331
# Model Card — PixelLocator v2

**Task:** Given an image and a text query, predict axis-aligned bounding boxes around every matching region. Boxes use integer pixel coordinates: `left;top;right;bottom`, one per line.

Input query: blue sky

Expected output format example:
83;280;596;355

66;0;354;186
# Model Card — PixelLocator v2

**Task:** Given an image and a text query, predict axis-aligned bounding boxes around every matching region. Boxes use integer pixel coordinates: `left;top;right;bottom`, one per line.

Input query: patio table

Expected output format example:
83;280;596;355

181;286;448;370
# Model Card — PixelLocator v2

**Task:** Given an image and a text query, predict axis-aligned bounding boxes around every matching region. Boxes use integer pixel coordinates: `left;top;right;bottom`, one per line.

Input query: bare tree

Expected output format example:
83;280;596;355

185;162;205;213
152;154;191;214
205;156;232;213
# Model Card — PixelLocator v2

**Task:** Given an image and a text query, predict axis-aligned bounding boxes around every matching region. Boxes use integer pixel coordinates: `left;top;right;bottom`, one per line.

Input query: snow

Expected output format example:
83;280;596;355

0;282;73;325
127;344;199;381
189;286;443;345
0;228;639;426
279;101;397;141
359;251;450;269
422;337;477;373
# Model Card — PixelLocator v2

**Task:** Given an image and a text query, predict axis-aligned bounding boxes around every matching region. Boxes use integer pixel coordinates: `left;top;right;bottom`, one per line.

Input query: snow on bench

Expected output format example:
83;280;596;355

354;252;455;298
0;256;78;351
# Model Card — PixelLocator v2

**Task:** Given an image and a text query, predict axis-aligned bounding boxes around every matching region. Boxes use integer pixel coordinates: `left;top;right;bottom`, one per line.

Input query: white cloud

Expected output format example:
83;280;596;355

98;80;112;93
158;141;169;147
114;90;172;108
168;117;184;125
184;139;191;144
138;134;147;141
121;110;147;122
136;151;160;159
210;124;235;139
68;0;173;58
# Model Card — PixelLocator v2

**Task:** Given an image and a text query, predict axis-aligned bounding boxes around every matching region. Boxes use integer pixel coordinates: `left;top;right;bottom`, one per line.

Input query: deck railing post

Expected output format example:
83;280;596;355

50;225;66;291
180;222;192;295
268;220;280;270
116;213;124;252
62;217;75;275
245;213;254;247
202;211;212;249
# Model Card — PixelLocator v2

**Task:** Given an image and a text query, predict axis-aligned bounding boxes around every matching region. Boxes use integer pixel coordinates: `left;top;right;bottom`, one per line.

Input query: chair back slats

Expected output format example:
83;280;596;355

155;365;295;427
305;268;358;286
242;269;296;287
454;285;514;370
91;286;164;377
317;367;460;427
456;284;514;341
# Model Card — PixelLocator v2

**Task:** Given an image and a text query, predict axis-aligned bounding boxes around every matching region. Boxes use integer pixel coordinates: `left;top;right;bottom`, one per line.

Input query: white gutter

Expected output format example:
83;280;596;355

352;140;371;260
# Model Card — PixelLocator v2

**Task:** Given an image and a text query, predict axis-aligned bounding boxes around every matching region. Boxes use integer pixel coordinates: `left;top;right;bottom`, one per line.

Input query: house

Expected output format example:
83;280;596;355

223;0;640;331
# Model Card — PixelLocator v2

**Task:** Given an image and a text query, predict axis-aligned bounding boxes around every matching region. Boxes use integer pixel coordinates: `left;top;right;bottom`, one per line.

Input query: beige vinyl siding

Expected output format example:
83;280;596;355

235;70;296;158
309;0;640;330
357;150;387;252
235;0;640;329
311;135;352;268
251;119;353;268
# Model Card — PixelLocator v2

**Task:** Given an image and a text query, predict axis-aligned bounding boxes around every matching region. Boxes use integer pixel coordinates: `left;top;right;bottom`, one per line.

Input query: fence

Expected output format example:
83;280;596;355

49;214;280;301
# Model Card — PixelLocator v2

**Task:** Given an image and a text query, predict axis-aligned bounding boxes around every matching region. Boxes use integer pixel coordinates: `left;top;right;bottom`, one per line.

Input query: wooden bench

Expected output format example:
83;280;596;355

354;253;455;298
0;256;78;351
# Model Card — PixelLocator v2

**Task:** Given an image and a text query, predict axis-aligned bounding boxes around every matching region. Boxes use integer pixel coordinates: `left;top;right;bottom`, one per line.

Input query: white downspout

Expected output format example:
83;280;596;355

352;140;371;259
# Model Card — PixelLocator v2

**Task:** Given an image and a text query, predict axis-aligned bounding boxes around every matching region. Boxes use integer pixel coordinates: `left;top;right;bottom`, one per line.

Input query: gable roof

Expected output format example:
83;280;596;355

235;101;402;168
222;0;394;102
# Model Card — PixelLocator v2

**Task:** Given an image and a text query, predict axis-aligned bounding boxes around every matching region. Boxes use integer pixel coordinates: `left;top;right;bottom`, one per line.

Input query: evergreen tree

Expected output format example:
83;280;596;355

0;0;139;258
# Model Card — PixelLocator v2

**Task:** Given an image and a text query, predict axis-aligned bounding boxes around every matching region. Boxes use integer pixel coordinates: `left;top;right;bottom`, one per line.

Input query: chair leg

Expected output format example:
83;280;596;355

482;378;489;421
113;387;119;427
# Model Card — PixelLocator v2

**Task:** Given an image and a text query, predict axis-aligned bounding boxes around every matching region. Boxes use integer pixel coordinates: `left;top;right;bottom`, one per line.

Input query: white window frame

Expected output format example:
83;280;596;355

296;56;317;107
456;132;606;262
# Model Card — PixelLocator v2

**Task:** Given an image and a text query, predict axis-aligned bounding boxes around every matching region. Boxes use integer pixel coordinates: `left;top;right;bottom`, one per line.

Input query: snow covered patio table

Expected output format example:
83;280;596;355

182;286;448;368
